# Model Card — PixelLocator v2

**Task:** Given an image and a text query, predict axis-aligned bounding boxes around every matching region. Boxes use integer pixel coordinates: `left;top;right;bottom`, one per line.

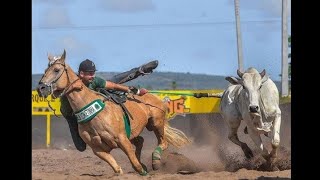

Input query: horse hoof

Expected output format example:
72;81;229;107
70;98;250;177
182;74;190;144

152;160;161;171
141;163;148;172
139;168;148;176
115;167;123;175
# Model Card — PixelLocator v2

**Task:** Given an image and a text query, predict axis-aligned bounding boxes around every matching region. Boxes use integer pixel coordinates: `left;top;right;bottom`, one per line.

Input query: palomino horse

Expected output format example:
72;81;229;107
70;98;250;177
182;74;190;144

37;50;191;176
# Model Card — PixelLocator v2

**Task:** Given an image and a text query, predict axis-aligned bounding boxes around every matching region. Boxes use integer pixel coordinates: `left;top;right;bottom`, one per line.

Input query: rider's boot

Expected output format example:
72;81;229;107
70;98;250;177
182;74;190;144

108;60;159;84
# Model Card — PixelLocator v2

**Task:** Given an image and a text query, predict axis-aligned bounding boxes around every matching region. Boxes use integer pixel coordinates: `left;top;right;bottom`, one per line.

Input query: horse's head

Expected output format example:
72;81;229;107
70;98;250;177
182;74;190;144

37;49;70;98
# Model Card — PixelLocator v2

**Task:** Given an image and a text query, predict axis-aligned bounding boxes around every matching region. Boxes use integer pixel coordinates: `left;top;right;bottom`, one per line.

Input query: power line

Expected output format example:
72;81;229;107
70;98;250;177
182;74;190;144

32;19;290;31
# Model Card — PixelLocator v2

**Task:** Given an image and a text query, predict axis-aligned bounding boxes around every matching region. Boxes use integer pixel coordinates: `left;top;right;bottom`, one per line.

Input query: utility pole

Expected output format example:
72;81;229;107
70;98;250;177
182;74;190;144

281;0;289;96
234;0;244;72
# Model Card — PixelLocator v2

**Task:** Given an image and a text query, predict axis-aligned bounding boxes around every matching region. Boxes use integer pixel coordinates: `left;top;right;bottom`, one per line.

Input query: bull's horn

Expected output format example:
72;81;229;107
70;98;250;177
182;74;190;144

260;69;266;78
237;69;244;78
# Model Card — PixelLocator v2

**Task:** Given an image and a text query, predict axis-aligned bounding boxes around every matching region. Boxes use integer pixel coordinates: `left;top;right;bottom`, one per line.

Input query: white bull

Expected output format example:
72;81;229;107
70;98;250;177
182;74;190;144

219;67;281;169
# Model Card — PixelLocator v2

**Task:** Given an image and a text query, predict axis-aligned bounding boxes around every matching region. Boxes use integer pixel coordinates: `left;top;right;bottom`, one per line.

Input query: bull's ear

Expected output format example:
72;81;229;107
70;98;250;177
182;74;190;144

225;76;240;85
260;69;266;78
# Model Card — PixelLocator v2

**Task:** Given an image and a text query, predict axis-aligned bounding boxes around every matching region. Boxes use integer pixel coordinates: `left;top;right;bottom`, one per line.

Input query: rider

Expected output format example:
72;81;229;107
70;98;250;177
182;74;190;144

60;59;157;152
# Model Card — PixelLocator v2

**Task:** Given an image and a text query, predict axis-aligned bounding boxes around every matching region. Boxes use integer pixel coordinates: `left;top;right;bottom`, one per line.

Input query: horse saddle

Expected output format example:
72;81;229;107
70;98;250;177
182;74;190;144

97;88;133;120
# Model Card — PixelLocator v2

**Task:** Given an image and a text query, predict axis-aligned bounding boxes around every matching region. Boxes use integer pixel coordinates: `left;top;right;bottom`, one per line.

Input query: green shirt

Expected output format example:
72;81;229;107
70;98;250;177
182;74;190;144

87;76;106;91
60;76;106;118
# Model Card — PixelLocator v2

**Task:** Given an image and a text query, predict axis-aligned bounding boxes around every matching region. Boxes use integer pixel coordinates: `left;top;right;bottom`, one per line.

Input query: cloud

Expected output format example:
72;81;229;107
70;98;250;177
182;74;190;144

228;0;291;18
98;0;155;13
40;7;73;27
54;36;93;56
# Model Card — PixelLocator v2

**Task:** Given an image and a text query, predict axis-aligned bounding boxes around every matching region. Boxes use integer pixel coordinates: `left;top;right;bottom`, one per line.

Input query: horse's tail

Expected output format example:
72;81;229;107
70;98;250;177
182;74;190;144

164;121;192;148
160;99;191;148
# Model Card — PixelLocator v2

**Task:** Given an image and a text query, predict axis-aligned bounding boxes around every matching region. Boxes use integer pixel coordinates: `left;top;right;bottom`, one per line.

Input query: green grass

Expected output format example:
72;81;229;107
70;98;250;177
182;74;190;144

280;95;291;104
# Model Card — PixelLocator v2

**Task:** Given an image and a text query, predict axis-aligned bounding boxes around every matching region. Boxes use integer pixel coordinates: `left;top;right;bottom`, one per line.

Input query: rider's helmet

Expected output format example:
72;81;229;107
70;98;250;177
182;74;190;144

78;59;97;72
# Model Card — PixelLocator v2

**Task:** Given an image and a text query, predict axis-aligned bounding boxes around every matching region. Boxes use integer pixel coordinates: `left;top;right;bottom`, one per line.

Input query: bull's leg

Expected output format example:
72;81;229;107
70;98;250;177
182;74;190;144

91;147;123;175
246;127;269;159
227;120;254;158
268;111;281;167
118;135;148;176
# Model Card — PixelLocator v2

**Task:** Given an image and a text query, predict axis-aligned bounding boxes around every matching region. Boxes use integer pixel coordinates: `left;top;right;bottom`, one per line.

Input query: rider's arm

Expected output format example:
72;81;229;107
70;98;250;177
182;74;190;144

105;81;130;93
105;81;148;96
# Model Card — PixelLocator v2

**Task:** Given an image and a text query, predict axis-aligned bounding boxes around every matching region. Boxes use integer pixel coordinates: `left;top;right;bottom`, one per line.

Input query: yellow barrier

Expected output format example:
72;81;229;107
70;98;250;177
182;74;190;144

32;91;61;147
155;89;223;119
32;89;223;147
32;91;61;115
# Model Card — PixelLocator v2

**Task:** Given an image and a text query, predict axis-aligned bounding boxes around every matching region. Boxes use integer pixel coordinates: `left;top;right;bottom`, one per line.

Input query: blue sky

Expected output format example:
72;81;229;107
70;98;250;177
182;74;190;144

32;0;291;80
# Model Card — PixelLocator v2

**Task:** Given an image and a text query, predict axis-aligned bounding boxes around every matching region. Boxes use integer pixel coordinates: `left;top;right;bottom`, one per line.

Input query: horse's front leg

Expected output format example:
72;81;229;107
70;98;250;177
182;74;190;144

82;132;123;175
91;146;123;175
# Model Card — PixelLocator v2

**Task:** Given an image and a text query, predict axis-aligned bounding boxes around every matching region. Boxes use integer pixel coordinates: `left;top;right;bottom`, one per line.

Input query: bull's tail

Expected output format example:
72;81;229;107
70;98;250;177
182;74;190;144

164;121;191;148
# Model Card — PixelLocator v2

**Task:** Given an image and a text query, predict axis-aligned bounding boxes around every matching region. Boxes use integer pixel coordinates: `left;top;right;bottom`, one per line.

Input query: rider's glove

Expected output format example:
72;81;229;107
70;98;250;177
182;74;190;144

129;86;148;96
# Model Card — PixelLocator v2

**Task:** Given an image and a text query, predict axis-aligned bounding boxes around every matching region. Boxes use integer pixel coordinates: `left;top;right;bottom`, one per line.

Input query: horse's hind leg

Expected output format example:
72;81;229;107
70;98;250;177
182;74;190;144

91;146;123;175
131;136;147;171
118;135;148;176
131;136;144;162
151;117;168;171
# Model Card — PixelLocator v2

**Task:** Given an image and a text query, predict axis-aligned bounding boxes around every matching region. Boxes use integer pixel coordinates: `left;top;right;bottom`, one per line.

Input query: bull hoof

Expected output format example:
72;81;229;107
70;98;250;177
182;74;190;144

244;150;254;159
152;159;161;170
271;165;280;171
241;144;254;159
263;162;279;171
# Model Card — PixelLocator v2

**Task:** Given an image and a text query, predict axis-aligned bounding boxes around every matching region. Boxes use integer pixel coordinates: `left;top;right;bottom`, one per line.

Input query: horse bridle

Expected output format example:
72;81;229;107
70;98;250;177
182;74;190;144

39;61;80;98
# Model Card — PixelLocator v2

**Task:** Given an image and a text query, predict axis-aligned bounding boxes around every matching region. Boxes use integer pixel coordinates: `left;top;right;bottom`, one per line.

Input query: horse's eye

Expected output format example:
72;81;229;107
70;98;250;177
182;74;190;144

54;68;60;73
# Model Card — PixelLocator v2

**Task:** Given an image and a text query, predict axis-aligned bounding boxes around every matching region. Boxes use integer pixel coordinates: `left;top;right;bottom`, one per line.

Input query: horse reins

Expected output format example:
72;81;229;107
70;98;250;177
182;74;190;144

40;62;67;92
41;61;81;117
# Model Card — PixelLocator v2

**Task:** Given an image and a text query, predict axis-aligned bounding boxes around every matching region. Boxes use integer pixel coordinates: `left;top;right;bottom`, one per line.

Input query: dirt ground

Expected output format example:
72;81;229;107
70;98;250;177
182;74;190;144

32;103;291;180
